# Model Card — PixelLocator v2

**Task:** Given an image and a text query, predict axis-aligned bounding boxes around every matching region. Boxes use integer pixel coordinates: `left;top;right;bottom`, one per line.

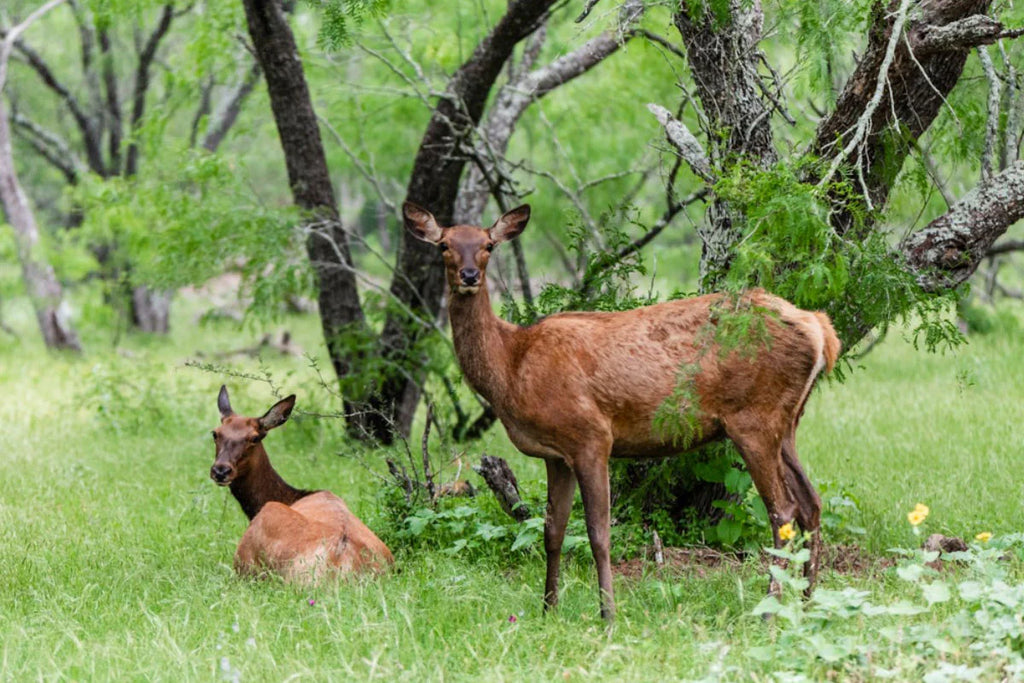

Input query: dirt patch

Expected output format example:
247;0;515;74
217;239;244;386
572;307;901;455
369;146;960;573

614;543;896;579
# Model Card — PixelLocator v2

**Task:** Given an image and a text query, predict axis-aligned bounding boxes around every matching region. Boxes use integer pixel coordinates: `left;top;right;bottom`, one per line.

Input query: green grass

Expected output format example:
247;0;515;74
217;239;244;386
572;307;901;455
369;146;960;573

2;293;1024;680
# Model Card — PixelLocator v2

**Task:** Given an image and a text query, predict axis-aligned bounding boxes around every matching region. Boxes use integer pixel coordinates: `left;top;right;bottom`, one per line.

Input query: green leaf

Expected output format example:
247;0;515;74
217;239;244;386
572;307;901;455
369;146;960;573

751;595;781;616
921;581;951;605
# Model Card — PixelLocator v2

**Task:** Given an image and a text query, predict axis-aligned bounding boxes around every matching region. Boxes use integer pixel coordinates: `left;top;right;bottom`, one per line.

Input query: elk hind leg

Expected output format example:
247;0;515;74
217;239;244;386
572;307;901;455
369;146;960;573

781;433;822;595
727;426;796;600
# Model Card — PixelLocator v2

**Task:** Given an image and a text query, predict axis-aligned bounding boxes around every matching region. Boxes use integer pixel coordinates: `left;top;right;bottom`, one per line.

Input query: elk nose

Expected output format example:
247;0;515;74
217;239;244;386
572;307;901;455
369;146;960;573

460;267;480;286
210;464;233;483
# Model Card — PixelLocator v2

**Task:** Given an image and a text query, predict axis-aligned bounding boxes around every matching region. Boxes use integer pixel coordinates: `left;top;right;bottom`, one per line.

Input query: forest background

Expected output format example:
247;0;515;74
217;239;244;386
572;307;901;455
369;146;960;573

3;0;1024;679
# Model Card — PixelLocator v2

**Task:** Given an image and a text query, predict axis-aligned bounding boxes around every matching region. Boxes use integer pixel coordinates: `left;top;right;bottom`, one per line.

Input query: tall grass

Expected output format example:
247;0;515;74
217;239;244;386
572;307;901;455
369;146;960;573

1;294;1023;680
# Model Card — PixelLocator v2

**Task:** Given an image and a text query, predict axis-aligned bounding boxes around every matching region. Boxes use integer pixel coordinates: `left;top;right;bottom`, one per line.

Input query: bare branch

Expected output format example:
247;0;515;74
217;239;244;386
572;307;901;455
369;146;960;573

2;28;104;172
99;26;121;175
987;239;1024;257
575;0;603;24
636;29;685;60
201;61;261;152
818;0;914;196
124;3;175;176
913;14;1024;54
646;103;713;182
9;109;82;182
977;45;1000;182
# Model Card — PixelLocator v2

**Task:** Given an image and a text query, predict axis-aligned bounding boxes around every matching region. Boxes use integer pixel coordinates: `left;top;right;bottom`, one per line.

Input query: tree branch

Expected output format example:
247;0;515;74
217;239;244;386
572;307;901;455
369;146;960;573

913;14;1024;54
812;0;999;232
99;26;122;176
902;160;1024;291
201;61;261;152
987;239;1024;256
9;110;81;183
124;3;174;176
646;103;713;182
2;30;104;172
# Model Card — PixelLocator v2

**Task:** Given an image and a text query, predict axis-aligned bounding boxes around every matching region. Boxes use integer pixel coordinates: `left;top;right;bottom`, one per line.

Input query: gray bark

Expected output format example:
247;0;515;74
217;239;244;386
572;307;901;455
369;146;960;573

0;0;81;350
902;160;1024;291
811;0;995;232
673;0;777;287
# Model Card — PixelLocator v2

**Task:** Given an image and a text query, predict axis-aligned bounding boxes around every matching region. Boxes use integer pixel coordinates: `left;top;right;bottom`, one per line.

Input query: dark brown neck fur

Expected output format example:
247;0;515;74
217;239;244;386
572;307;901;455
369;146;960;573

229;444;313;520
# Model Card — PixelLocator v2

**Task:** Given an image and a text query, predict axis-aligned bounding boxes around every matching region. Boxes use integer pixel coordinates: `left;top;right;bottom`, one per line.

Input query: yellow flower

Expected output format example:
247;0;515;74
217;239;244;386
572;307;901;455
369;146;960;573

779;522;796;541
975;531;992;543
907;503;929;526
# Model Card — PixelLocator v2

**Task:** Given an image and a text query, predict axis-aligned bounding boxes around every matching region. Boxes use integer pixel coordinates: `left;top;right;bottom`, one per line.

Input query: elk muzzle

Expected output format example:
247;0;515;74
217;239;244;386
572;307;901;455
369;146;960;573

457;267;481;293
210;463;234;485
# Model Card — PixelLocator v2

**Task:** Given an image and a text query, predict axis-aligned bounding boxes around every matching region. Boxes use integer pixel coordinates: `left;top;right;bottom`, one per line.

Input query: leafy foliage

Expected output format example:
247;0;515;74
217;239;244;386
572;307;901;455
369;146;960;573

736;532;1024;681
715;159;966;356
311;0;392;51
67;151;311;322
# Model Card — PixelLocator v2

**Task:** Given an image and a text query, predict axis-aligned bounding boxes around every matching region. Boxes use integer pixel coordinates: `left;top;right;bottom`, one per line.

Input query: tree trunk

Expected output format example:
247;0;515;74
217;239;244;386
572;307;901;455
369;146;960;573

364;0;559;442
130;285;172;333
0;2;81;351
674;0;777;287
242;0;369;431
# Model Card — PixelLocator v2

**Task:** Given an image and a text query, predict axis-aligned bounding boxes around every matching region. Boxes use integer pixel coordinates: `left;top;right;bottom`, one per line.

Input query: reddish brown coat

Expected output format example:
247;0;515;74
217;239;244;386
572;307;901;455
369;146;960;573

210;387;393;584
405;202;839;620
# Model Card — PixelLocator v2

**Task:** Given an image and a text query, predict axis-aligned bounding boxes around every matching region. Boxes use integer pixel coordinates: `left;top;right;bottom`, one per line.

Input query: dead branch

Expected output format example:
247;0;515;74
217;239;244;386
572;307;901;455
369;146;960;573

421;404;436;500
473;455;531;522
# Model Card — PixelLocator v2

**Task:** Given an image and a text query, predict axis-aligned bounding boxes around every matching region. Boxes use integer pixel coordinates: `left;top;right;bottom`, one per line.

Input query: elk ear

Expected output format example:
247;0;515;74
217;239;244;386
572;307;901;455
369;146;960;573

258;394;296;432
489;205;530;245
404;202;444;244
218;385;233;420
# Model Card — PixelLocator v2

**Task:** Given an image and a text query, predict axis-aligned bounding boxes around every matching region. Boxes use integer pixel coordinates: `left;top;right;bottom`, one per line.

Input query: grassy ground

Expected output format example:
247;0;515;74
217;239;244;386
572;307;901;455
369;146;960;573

1;293;1023;680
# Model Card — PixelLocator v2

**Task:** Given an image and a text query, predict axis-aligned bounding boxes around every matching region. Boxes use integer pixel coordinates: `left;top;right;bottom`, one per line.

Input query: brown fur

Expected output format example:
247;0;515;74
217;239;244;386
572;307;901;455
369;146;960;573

406;202;841;620
210;387;393;584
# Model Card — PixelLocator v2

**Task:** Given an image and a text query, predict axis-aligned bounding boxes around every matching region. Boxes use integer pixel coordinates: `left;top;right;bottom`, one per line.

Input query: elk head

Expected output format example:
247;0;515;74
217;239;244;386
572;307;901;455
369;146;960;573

404;202;531;295
210;385;295;486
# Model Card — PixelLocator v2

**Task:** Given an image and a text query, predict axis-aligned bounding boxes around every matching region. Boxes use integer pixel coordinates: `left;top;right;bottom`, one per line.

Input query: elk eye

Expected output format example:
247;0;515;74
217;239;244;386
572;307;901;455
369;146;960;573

485;243;495;252
439;243;449;252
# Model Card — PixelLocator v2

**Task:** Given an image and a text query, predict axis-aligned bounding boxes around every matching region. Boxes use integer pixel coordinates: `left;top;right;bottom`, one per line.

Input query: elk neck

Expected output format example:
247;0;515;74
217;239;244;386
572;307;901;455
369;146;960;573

228;443;312;520
446;281;516;405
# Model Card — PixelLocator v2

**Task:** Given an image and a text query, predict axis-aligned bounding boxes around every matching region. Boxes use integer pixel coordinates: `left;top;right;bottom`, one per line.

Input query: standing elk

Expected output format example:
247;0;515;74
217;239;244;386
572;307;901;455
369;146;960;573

405;202;840;621
209;386;393;583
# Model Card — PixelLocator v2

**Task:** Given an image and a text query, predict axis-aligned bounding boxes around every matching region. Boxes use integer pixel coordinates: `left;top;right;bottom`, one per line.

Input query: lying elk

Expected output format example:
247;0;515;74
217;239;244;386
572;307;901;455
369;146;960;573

405;202;840;621
210;386;393;583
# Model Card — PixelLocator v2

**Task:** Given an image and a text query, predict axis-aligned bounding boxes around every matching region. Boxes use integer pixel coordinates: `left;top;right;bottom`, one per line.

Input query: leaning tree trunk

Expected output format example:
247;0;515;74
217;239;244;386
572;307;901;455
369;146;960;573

363;0;559;442
242;0;369;430
0;0;81;351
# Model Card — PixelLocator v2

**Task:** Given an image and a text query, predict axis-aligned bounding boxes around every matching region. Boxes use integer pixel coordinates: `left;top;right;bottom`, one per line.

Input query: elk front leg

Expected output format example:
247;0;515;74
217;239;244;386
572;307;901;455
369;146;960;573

574;452;615;622
544;457;577;611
